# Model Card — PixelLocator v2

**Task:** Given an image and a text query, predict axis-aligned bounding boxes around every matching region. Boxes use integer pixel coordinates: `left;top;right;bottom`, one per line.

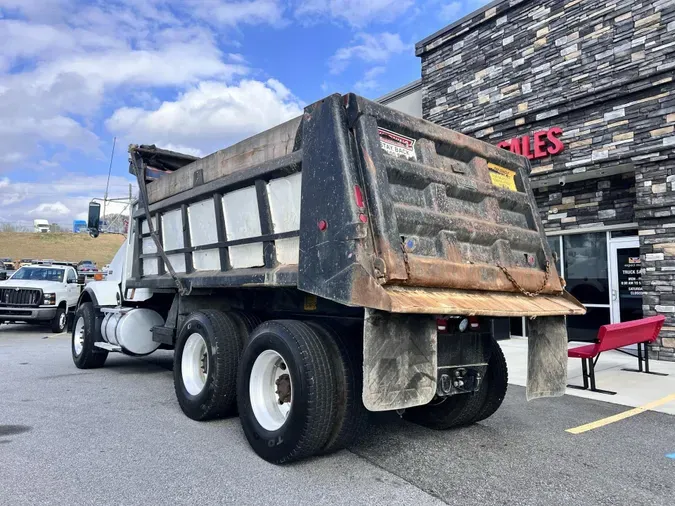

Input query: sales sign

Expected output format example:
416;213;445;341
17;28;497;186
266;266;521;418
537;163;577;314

497;127;564;160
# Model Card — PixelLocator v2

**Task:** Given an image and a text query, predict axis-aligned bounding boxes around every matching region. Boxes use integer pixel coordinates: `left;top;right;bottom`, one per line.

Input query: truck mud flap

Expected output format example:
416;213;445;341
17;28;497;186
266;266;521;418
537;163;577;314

526;315;567;401
362;309;437;412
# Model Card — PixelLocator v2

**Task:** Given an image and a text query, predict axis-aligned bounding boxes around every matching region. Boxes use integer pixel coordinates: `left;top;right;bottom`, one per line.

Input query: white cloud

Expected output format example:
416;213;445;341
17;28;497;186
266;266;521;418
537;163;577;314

295;0;414;27
0;174;136;224
106;79;304;155
29;202;71;217
0;1;256;172
355;66;385;93
330;32;408;74
187;0;286;27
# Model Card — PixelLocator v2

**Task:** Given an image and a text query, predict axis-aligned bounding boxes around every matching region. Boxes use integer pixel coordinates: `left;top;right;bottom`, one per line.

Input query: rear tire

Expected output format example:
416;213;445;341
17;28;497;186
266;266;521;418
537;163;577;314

51;306;67;333
237;320;337;464
473;340;508;423
173;310;243;421
403;389;484;430
72;303;108;369
227;310;262;349
404;337;508;429
306;321;369;454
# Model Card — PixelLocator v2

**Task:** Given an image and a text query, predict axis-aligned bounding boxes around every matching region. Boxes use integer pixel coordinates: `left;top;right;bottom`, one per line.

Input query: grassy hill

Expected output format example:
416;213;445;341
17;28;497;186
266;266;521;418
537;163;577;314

0;232;125;267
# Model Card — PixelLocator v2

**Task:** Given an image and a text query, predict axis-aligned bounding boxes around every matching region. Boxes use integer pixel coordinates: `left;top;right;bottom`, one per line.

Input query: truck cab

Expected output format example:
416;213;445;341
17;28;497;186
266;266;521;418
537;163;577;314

33;219;50;233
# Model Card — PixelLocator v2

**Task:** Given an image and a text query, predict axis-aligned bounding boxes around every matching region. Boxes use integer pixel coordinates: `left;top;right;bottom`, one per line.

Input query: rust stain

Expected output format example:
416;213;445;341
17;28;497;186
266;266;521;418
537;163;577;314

362;149;378;176
398;255;563;294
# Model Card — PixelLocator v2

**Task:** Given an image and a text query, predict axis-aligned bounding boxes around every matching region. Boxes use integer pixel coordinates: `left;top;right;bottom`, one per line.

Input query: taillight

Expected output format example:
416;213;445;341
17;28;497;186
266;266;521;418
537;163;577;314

354;185;364;208
436;318;447;332
469;316;480;330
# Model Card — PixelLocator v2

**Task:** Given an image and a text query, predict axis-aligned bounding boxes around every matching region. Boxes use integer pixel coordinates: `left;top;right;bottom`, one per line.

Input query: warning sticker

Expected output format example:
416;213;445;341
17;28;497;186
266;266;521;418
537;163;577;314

488;163;517;192
378;128;417;161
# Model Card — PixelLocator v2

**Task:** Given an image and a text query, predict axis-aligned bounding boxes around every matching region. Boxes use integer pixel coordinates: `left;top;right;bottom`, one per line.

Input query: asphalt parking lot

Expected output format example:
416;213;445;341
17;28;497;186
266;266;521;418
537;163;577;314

1;324;674;506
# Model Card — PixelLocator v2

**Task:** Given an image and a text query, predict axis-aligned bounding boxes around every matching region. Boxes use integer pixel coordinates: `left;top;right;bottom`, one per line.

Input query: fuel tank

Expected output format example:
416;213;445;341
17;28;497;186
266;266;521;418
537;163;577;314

101;308;164;356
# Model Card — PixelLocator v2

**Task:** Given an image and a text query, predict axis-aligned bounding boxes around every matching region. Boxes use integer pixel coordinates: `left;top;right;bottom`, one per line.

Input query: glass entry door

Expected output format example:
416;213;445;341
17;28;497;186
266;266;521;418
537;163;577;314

609;238;643;325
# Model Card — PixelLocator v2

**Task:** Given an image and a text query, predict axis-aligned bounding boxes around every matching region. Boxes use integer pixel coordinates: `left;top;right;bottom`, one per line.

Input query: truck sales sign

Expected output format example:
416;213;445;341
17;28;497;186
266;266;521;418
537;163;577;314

496;127;564;160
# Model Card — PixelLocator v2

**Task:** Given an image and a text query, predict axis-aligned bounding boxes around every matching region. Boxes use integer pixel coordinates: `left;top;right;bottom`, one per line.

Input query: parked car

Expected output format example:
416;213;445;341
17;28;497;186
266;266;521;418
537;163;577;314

18;258;36;269
0;264;81;332
77;260;98;272
0;259;15;280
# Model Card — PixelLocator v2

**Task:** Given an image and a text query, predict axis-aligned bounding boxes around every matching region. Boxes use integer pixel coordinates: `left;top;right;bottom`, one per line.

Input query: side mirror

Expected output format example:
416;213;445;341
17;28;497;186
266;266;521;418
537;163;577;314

88;202;101;238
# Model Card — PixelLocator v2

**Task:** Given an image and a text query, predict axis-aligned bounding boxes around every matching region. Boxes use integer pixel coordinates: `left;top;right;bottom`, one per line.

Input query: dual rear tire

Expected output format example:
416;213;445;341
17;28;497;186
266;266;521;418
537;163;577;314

174;311;506;461
173;313;367;464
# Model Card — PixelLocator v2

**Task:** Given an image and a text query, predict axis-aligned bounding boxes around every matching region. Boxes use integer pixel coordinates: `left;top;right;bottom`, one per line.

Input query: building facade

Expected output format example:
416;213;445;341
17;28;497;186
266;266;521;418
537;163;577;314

415;0;675;358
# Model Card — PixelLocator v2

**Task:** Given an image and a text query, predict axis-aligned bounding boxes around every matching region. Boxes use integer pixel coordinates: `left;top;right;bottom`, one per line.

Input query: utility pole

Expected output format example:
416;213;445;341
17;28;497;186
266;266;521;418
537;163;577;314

102;137;117;231
128;183;133;233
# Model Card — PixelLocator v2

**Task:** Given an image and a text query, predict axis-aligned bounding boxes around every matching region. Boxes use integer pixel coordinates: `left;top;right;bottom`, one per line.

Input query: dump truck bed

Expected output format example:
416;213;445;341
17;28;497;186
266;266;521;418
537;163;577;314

128;93;584;317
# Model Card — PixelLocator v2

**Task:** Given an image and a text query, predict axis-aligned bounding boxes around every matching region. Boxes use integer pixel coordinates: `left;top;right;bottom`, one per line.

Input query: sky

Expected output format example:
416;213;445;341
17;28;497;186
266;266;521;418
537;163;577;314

0;0;490;227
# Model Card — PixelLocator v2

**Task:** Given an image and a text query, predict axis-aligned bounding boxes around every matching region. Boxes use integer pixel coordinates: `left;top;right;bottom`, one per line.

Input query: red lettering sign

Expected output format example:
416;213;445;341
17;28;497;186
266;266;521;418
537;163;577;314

497;127;564;160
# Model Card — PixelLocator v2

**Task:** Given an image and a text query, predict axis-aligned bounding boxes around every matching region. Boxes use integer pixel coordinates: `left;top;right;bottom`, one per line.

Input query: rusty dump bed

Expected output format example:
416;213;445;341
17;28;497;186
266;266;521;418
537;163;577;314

130;93;585;317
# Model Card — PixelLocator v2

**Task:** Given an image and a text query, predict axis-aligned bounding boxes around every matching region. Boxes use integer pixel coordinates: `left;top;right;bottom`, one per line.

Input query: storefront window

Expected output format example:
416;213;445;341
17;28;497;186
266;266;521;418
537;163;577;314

563;232;609;305
566;307;611;342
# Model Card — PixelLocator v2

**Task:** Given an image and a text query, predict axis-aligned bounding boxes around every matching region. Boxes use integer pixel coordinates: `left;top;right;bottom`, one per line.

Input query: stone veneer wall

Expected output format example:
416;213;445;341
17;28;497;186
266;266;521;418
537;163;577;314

534;173;636;231
418;0;675;358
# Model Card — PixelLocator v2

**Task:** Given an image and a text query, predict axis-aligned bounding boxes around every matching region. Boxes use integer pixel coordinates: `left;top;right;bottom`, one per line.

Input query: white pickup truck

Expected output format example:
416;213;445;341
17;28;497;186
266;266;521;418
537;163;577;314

0;264;81;333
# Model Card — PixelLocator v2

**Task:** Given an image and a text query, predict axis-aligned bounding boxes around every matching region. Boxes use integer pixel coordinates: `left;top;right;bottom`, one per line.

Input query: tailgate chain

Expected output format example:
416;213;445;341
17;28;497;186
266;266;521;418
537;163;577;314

497;261;551;298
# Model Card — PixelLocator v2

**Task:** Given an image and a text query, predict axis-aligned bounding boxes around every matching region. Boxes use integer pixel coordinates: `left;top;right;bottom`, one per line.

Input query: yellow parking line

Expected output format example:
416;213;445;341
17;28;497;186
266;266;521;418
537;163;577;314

566;393;675;435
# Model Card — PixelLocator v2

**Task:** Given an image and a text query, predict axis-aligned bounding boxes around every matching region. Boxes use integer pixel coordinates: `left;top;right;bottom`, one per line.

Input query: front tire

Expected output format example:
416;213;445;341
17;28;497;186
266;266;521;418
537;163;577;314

173;310;243;421
72;303;108;369
237;320;338;464
51;306;67;333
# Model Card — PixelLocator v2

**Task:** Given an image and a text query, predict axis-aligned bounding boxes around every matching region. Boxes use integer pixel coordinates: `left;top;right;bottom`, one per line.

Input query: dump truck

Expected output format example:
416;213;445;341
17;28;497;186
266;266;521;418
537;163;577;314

73;93;585;464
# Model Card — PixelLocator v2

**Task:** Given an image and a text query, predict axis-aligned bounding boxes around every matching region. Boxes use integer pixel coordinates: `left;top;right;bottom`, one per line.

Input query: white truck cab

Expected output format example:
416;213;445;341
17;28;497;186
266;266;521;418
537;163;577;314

0;265;80;332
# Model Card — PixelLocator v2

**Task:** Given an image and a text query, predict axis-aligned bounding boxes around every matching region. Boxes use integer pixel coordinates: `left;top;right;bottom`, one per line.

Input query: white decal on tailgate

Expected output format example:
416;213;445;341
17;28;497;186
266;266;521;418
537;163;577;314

378;127;417;161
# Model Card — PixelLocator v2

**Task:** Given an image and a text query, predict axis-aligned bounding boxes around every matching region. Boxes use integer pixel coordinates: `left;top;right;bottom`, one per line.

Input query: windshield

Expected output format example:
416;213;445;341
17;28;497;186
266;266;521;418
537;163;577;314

10;267;64;282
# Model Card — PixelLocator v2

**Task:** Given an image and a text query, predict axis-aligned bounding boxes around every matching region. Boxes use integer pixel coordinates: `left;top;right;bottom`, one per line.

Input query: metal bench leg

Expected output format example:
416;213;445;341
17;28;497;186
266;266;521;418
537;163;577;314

622;342;668;376
567;357;590;391
588;355;616;395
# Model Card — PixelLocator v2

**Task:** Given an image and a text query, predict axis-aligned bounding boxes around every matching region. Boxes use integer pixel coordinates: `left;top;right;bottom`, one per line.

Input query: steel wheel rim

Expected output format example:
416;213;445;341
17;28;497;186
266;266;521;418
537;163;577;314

59;312;67;331
182;333;208;396
73;317;85;356
249;350;292;431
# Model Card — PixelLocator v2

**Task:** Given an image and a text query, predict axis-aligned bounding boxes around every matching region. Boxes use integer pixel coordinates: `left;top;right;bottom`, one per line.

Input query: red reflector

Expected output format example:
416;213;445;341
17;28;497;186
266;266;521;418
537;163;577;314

354;185;364;208
318;220;328;231
359;213;368;223
436;318;448;332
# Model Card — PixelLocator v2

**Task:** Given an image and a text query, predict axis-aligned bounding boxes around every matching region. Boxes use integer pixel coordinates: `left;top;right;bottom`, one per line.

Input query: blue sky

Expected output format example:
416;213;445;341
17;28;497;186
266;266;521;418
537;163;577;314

0;0;489;226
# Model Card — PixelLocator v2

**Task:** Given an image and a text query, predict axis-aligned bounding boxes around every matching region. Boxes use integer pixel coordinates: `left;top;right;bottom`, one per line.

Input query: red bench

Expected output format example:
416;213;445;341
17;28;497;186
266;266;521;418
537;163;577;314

567;315;666;394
